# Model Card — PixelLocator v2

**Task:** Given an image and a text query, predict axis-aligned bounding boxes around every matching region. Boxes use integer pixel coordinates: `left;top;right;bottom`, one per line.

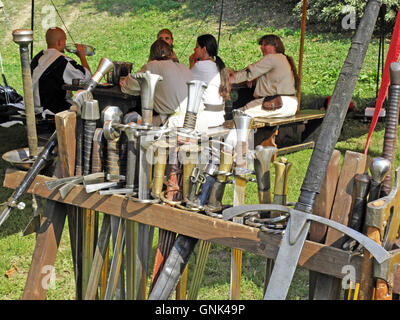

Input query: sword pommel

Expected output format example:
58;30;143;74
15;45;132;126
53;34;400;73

134;71;162;125
370;157;391;184
389;62;400;86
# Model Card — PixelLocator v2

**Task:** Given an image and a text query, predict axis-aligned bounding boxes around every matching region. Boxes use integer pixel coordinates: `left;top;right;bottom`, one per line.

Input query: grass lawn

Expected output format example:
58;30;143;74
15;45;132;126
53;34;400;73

0;0;398;300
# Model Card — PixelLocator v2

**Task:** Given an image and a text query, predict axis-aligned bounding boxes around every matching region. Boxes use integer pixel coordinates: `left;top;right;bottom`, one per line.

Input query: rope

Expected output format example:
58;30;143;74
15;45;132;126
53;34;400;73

217;0;224;48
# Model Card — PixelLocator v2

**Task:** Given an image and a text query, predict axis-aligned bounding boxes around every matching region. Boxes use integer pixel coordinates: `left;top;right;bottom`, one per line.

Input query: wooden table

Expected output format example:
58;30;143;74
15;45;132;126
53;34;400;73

63;83;140;114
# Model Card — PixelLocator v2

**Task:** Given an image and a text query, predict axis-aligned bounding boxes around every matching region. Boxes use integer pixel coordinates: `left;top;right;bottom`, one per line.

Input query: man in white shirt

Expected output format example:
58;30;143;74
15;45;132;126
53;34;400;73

30;27;91;115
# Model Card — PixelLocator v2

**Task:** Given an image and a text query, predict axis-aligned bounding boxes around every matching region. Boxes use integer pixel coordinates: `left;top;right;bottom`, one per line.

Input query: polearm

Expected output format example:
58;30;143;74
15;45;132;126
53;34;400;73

12;29;38;157
262;0;383;300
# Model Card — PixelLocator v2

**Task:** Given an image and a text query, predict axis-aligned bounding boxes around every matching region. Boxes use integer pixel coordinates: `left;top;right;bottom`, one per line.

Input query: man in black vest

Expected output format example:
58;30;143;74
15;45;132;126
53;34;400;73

31;27;92;115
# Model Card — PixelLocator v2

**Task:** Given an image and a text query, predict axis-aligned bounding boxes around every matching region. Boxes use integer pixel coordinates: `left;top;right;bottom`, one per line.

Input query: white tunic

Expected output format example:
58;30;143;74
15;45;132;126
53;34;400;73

191;60;225;131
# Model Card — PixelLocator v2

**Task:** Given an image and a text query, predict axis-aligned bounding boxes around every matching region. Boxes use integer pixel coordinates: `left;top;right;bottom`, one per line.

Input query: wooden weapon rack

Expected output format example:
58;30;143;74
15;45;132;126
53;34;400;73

3;109;398;300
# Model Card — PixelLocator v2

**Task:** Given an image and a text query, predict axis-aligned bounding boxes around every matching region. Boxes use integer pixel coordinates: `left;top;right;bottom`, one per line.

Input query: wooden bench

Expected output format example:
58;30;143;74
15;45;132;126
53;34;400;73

225;84;325;155
208;109;325;156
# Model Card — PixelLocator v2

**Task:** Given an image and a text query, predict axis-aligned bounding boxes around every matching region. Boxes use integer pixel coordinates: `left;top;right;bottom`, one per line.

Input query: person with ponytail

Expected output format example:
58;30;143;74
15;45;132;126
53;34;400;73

187;33;231;131
229;34;299;118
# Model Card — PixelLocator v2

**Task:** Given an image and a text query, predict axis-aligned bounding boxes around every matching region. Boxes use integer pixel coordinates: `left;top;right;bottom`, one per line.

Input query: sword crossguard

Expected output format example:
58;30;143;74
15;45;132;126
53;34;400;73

223;203;391;264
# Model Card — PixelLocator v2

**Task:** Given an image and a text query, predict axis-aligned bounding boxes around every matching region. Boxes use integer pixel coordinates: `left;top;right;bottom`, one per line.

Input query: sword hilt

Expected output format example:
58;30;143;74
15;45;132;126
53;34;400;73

206;150;234;212
83;120;97;175
273;157;293;205
152;141;169;198
369;157;391;202
91;128;104;174
254;145;277;204
342;173;371;251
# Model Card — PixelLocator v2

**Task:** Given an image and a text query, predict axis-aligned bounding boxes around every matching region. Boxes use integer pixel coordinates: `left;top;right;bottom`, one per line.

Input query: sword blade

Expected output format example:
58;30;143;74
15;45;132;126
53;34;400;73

264;218;310;300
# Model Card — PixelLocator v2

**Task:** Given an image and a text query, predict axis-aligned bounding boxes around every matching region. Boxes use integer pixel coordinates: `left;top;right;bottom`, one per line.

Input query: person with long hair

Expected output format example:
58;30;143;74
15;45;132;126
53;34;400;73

121;39;192;126
188;33;231;130
229;34;299;118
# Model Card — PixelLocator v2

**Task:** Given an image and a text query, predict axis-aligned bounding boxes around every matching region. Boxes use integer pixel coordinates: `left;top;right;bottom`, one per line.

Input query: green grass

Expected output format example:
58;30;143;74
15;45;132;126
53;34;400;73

0;0;397;300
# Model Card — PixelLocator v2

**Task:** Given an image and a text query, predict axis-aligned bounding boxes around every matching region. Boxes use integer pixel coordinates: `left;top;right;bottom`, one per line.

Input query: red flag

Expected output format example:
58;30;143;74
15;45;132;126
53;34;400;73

364;8;400;154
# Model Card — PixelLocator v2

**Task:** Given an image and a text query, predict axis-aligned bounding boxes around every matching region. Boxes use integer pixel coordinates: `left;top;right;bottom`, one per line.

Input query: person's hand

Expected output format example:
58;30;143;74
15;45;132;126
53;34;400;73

189;53;197;68
227;69;235;84
74;43;86;58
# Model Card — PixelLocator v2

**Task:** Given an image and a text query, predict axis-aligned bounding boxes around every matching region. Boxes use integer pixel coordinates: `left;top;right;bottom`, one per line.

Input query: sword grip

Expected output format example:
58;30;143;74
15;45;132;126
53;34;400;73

83;120;97;175
107;139;120;182
125;138;138;189
152;146;168;197
348;173;370;232
91;128;104;174
382;80;400;195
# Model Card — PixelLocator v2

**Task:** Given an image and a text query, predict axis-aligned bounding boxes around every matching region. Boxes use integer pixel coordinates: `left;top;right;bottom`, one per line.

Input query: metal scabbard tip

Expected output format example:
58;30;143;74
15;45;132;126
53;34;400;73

12;29;33;45
369;157;391;183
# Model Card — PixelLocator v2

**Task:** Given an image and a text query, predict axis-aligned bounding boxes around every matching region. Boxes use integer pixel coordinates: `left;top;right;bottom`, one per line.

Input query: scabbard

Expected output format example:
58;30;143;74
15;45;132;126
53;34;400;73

148;235;198;300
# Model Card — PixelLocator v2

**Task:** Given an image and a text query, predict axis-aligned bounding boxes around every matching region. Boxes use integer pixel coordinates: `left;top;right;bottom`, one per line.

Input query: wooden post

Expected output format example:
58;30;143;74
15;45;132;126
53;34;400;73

22;111;76;299
297;0;307;109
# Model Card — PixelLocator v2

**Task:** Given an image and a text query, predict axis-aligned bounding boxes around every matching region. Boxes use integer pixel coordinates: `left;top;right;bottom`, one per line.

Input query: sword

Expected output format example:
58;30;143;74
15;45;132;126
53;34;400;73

129;71;162;299
101;106;126;300
0;132;57;227
372;167;400;299
226;0;384;300
80;99;101;298
230;110;254;300
84;128;110;300
359;157;391;299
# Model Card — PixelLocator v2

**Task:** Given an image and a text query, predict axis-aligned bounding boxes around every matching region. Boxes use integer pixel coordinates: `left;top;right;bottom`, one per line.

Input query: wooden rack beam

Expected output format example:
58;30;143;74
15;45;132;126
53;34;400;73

4;168;364;282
